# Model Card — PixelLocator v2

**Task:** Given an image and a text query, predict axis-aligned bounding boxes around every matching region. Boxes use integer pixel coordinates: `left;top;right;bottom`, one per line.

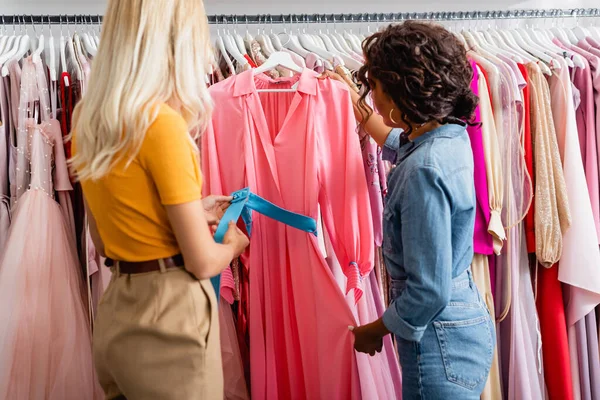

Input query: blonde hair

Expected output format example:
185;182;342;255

71;0;213;181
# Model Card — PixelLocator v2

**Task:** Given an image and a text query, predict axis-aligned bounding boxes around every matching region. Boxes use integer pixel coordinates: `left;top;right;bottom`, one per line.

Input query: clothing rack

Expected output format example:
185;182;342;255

1;8;600;26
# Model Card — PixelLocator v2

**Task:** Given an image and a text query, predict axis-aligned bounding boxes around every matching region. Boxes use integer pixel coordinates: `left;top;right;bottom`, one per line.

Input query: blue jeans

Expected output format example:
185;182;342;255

392;270;495;399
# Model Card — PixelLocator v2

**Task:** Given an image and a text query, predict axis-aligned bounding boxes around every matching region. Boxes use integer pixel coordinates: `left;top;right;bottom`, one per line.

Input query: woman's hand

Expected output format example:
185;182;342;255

318;70;346;85
351;318;391;356
202;195;232;226
319;70;366;123
222;221;250;258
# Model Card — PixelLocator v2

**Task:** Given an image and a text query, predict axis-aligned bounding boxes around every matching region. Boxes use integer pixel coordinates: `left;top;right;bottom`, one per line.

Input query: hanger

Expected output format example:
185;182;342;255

65;17;83;80
329;16;353;55
0;16;23;67
564;15;580;44
0;17;10;56
292;16;347;66
60;16;69;80
94;15;101;46
518;26;567;66
2;16;31;77
485;30;524;63
215;19;235;76
253;51;303;92
278;16;311;59
85;15;97;51
232;16;247;55
256;16;276;57
33;16;45;63
264;19;278;55
81;16;97;57
343;16;362;54
534;28;580;68
496;28;537;63
45;15;57;82
572;25;591;43
508;30;556;66
221;16;248;68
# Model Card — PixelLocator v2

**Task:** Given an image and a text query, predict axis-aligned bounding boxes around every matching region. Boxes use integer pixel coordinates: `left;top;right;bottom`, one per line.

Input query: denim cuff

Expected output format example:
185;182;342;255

382;302;427;342
382;128;401;163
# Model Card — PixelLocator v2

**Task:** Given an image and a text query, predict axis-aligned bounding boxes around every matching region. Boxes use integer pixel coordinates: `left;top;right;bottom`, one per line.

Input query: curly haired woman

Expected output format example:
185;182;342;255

324;21;495;399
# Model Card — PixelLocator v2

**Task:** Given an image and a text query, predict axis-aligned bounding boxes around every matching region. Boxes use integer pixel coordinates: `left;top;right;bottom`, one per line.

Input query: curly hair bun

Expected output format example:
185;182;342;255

357;21;478;128
453;90;479;121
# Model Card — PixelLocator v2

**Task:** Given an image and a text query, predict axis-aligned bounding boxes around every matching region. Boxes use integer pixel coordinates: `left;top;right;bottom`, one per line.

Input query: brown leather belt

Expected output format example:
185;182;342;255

105;254;184;274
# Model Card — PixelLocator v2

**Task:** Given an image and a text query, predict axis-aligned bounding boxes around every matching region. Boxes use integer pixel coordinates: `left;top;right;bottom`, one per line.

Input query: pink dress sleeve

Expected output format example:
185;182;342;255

201;123;238;305
317;81;375;303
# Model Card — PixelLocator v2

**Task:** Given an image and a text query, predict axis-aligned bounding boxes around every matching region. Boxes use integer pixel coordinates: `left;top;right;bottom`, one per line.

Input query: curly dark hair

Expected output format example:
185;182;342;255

357;21;478;134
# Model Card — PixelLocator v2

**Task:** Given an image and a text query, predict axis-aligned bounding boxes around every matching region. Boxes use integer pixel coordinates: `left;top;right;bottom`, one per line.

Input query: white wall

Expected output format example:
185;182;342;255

0;0;598;16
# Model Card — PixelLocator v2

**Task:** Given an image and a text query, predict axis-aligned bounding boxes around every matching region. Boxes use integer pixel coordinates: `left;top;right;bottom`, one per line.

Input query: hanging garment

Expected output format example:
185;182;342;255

484;56;541;400
0;57;103;400
472;254;502;400
576;42;600;181
565;45;600;242
549;56;600;400
0;69;10;254
467;61;494;255
211;187;318;298
527;62;571;266
518;63;536;253
468;60;494;255
219;297;250;400
564;46;600;399
5;60;23;208
549;57;600;328
476;65;503;298
527;62;574;400
321;203;402;399
203;69;377;399
537;262;575;400
359;130;384;246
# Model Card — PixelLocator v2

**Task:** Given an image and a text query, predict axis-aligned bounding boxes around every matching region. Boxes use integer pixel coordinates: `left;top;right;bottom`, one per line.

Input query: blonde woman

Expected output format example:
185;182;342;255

71;1;249;398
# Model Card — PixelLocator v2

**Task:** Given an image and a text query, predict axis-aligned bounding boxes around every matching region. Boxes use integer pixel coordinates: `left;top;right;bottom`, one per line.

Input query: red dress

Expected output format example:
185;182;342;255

518;64;536;253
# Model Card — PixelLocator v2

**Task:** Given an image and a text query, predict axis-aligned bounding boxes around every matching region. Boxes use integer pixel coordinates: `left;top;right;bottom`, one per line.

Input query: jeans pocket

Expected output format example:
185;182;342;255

433;315;494;390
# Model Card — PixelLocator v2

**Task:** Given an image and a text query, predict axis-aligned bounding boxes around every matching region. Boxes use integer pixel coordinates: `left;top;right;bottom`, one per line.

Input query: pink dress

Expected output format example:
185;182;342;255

203;69;376;399
0;70;10;254
0;57;103;400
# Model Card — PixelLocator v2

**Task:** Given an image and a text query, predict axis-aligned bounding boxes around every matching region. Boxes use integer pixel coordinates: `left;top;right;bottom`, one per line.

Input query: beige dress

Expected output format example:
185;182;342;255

525;62;571;267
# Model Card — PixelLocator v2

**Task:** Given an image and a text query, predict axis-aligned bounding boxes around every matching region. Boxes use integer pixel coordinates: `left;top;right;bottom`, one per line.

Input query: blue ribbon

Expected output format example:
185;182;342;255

211;188;317;299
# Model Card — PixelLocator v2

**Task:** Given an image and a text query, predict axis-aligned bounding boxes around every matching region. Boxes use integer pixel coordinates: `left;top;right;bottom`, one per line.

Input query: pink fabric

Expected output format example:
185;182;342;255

322;213;402;399
0;70;10;254
283;49;306;69
0;57;103;400
359;131;384;246
468;60;494;255
489;59;542;400
548;57;600;326
560;40;600;242
305;53;325;74
582;38;600;58
219;297;250;400
202;69;375;399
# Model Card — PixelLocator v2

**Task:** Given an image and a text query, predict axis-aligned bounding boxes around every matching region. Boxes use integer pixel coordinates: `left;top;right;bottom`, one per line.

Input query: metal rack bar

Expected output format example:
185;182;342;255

1;8;600;26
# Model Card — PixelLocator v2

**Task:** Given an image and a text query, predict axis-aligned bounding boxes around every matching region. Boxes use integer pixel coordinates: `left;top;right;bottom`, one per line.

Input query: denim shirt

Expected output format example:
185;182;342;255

381;124;476;342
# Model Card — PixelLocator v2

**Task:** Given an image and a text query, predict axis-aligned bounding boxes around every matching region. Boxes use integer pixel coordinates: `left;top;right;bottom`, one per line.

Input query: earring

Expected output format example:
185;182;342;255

389;108;399;124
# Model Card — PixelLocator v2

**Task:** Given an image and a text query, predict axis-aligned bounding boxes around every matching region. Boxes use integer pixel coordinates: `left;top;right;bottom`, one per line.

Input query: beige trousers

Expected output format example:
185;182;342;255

472;254;503;400
93;264;223;400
